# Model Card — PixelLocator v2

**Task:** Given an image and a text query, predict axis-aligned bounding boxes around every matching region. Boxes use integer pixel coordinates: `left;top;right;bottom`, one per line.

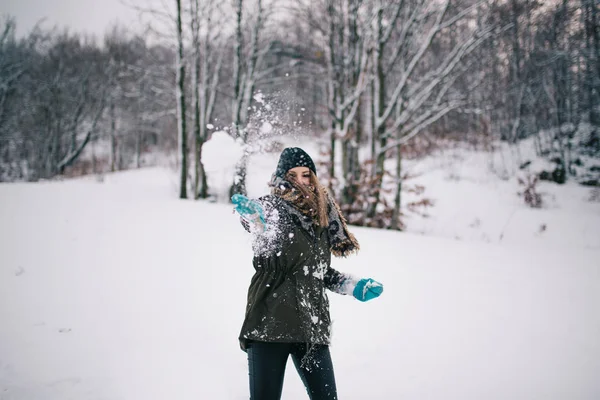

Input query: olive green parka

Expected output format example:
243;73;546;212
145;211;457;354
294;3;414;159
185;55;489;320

238;195;353;351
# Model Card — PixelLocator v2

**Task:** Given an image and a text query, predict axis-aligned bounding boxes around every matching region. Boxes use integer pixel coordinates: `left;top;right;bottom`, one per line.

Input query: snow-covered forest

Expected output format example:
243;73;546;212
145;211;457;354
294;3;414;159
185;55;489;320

1;0;599;229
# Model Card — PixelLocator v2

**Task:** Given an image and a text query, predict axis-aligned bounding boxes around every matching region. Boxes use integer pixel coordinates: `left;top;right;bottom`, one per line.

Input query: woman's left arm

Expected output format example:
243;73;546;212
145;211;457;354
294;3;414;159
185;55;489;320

324;267;357;296
324;267;383;301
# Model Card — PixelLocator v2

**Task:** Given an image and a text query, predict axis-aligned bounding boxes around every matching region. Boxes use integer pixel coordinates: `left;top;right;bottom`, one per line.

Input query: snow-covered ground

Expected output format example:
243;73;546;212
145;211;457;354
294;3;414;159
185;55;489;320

1;141;599;399
399;143;600;251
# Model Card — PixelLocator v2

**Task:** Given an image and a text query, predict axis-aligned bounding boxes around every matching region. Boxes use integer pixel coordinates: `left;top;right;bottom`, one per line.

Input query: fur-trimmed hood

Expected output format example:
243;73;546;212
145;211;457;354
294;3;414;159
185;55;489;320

269;174;360;257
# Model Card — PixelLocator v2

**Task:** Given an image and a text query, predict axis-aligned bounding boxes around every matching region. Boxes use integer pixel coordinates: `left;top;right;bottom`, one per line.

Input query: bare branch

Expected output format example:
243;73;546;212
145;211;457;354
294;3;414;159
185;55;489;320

57;96;106;171
119;0;174;22
379;100;464;155
380;0;405;46
384;4;421;76
340;43;371;112
375;0;450;129
438;0;486;31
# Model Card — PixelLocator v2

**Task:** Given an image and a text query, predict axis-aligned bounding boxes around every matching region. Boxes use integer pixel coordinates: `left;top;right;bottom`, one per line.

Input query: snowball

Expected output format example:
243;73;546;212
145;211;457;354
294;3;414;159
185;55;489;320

261;122;274;134
202;131;244;201
253;92;265;104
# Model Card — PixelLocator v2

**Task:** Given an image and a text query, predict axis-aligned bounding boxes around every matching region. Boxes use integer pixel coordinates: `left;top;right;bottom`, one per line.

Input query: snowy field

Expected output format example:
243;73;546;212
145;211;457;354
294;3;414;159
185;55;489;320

1;143;600;399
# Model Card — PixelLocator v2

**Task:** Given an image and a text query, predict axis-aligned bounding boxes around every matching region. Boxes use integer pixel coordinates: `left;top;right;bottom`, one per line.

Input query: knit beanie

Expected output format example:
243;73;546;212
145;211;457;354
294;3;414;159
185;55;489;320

274;147;317;178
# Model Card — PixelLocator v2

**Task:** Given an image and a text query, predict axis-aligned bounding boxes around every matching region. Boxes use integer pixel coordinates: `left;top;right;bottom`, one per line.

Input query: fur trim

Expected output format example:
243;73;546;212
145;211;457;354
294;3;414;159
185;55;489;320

326;191;360;257
269;174;360;258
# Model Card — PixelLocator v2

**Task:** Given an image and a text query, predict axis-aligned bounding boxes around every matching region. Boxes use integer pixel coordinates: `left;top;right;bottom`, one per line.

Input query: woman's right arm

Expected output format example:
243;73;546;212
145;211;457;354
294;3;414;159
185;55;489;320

237;195;280;235
240;213;265;233
234;194;266;233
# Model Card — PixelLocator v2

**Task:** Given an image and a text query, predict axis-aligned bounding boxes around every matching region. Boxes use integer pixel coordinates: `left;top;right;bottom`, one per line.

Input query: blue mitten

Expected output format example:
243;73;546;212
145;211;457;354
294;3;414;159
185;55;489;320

353;278;383;302
232;194;265;225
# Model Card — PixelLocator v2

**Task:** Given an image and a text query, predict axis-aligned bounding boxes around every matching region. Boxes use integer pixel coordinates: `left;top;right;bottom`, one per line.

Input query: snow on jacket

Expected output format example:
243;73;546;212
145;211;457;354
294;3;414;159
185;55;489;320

238;195;354;351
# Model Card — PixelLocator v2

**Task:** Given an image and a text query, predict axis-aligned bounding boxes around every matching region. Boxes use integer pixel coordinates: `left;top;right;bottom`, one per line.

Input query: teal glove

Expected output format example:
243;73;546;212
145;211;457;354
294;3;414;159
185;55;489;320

231;194;265;225
353;278;383;302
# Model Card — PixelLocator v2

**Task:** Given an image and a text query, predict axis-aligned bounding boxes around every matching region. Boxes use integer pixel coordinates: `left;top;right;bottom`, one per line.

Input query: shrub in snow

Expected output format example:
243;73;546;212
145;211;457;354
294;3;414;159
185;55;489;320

566;123;600;186
577;165;600;187
540;158;567;184
528;122;599;186
589;188;600;203
573;122;599;157
317;151;433;230
517;173;543;208
520;155;566;185
405;192;435;217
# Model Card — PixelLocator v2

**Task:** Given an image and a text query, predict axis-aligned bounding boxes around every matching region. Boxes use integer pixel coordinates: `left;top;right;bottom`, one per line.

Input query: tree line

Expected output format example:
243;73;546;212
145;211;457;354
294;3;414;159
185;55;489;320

0;0;598;228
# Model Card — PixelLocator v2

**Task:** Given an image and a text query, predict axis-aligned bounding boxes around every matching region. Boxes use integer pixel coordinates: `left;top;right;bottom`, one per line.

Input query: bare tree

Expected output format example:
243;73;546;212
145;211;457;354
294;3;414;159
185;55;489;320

366;0;494;225
322;0;370;190
175;0;188;198
190;0;223;199
0;18;22;136
230;0;273;196
581;0;600;126
103;30;175;172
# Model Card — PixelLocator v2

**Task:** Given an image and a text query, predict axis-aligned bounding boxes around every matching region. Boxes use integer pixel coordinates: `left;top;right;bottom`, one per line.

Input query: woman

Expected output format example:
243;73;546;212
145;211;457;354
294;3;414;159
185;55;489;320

234;147;383;400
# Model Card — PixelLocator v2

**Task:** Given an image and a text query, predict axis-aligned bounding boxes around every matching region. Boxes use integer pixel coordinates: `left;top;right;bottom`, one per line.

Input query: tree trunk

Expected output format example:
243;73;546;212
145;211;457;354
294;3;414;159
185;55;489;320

191;0;202;199
367;4;386;220
326;0;337;186
232;0;243;137
136;131;142;168
92;139;97;175
197;141;208;198
341;106;362;207
587;0;600;125
230;0;264;197
329;128;336;188
110;102;117;172
57;97;105;175
509;0;523;142
340;0;363;207
231;152;248;196
176;0;188;199
390;141;402;230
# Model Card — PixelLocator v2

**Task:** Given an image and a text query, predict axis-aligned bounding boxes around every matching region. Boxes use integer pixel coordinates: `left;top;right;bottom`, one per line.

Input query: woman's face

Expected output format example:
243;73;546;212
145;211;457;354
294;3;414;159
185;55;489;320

288;166;311;186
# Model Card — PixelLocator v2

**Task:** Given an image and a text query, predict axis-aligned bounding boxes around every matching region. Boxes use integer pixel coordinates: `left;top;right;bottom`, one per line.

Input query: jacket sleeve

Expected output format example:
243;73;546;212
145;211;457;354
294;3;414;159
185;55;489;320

240;217;251;232
240;216;263;233
239;196;273;234
324;267;358;296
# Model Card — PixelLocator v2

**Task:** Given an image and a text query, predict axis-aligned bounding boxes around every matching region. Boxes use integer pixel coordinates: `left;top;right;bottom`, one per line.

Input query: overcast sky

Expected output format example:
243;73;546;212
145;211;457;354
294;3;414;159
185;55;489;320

1;0;149;38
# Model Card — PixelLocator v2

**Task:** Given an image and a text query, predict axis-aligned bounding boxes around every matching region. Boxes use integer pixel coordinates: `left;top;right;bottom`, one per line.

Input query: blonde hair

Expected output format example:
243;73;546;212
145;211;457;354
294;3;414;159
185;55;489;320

284;170;329;227
310;171;330;227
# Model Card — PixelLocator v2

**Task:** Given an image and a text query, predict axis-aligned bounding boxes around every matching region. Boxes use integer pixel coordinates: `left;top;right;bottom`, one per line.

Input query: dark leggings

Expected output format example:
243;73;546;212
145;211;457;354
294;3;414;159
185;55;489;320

247;341;338;400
